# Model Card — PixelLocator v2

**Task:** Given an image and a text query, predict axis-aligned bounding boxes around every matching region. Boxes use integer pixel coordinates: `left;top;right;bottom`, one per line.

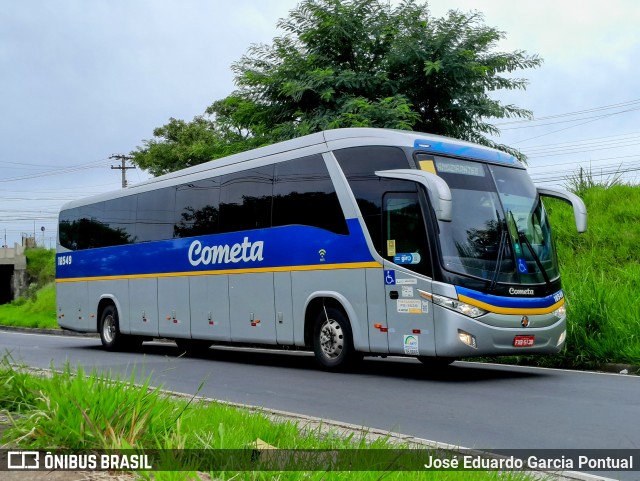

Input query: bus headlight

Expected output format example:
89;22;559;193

553;305;566;320
431;294;488;318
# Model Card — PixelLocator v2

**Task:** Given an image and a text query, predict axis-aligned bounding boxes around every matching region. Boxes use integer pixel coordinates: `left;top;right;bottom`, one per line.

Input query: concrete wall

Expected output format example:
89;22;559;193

0;244;28;302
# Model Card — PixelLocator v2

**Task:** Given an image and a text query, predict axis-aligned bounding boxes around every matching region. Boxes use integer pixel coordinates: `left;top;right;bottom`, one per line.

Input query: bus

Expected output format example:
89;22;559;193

56;128;587;370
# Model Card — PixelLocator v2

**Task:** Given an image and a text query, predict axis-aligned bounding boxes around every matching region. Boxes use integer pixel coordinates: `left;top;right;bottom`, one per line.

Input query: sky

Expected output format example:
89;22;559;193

1;0;639;248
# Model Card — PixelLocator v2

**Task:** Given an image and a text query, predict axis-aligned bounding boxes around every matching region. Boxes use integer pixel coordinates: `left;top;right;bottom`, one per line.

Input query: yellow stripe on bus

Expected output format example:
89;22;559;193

55;261;383;283
458;294;565;315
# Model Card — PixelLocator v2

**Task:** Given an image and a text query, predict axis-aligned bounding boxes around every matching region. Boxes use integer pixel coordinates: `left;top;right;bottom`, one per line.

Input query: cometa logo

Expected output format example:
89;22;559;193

509;287;535;296
188;237;264;267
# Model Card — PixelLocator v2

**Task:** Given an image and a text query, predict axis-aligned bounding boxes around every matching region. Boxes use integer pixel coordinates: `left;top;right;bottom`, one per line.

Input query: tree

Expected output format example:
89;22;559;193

131;0;541;174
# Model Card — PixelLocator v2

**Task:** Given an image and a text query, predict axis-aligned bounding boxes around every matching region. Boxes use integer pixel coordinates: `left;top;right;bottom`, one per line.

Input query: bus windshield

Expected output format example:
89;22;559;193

424;156;559;285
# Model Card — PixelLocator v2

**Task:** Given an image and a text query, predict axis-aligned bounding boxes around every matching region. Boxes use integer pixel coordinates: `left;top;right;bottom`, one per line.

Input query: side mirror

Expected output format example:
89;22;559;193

536;186;587;233
375;169;452;222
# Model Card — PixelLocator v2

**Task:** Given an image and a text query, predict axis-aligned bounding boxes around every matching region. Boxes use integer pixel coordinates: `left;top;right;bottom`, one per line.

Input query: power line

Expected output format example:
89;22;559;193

523;131;640;150
527;153;640;170
0;164;105;183
532;165;640;184
511;108;640;145
524;141;640;159
523;134;640;156
494;98;640;126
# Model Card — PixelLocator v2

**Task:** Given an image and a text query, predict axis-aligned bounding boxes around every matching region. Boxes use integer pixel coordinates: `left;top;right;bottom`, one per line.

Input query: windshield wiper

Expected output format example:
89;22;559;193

489;214;508;291
507;210;551;287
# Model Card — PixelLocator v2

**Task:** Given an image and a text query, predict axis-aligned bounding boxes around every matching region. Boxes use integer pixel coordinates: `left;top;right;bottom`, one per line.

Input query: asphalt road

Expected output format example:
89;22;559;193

2;330;639;479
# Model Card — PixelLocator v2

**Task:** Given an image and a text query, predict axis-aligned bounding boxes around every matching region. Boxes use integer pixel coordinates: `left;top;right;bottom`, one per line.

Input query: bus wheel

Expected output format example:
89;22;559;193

417;356;455;368
313;307;357;370
99;305;126;351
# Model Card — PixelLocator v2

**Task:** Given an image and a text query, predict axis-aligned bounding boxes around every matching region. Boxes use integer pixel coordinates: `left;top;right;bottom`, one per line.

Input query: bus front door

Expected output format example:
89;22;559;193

382;192;436;357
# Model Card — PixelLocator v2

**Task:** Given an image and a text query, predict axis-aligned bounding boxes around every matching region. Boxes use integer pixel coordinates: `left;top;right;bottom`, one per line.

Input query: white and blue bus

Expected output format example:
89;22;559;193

56;128;586;369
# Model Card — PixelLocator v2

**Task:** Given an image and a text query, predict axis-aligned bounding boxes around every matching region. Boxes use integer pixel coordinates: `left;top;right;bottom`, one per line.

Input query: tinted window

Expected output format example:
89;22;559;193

334;146;411;253
174;179;220;238
383;191;432;276
273;155;348;234
219;166;274;233
102;196;136;246
135;188;176;242
59;208;80;250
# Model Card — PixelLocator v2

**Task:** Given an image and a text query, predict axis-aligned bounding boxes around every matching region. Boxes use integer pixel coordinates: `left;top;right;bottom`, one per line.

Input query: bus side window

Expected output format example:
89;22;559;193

219;166;274;233
273;155;348;234
383;191;432;277
136;189;176;243
334;146;411;254
174;179;221;238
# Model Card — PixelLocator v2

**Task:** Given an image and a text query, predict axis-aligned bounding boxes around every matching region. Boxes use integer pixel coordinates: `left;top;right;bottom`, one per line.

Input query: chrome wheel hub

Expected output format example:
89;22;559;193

319;318;343;359
103;315;116;343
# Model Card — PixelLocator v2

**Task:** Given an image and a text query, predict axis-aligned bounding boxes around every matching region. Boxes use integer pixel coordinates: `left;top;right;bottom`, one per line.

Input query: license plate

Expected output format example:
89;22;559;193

513;335;535;347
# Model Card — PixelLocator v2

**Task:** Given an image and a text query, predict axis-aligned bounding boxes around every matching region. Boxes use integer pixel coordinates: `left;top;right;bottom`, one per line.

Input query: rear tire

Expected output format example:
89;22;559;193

313;306;358;370
99;305;126;351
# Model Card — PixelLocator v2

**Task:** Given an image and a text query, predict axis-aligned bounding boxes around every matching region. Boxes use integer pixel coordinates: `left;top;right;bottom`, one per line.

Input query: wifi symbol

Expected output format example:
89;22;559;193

318;249;326;261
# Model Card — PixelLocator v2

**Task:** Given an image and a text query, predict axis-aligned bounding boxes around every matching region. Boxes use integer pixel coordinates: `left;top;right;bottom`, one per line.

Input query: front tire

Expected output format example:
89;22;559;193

313;306;358;370
100;305;124;351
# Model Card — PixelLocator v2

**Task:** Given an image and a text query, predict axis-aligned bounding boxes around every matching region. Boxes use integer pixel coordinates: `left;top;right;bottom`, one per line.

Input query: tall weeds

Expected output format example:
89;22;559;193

545;184;640;366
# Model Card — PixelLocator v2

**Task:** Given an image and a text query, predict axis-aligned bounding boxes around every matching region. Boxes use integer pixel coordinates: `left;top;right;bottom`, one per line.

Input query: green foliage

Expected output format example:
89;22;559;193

546;186;640;366
25;248;55;285
131;0;541;175
0;283;57;328
565;164;626;197
234;0;539;158
0;249;56;328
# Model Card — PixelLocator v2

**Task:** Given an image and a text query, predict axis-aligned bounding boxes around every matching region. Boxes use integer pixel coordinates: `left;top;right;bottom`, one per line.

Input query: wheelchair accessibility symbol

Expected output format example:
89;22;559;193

517;258;529;274
384;270;396;285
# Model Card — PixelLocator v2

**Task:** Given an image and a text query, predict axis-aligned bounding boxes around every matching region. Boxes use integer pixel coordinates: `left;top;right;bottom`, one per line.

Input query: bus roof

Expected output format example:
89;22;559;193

60;128;522;210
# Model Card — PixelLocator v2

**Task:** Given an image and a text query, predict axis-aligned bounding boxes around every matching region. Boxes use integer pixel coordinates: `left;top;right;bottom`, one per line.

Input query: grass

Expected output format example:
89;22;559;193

545;186;640;366
0;282;57;328
0;247;57;328
25;247;55;284
0;358;534;481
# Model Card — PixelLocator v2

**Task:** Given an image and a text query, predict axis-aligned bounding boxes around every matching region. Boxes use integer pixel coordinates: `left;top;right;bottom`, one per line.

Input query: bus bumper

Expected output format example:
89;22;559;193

432;306;567;358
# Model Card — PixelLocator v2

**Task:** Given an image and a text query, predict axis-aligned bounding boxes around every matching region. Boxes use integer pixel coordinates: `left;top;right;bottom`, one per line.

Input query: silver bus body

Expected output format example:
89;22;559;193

56;128;586;369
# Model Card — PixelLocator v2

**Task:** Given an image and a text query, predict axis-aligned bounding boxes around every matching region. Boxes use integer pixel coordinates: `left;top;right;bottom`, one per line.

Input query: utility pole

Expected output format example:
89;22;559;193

110;154;134;188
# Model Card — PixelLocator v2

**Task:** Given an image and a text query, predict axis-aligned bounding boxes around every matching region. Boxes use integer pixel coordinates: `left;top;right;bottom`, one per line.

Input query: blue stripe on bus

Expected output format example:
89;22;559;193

455;286;564;309
56;219;375;279
413;139;519;165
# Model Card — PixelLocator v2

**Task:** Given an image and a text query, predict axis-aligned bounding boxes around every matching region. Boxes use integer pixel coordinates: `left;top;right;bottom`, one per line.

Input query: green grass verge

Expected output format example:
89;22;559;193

551;186;640;366
0;282;57;328
25;248;55;284
0;359;533;481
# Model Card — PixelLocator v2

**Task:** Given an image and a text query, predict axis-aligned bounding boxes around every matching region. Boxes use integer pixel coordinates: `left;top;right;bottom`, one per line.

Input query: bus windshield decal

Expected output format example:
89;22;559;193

434;158;485;177
188;237;264;267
